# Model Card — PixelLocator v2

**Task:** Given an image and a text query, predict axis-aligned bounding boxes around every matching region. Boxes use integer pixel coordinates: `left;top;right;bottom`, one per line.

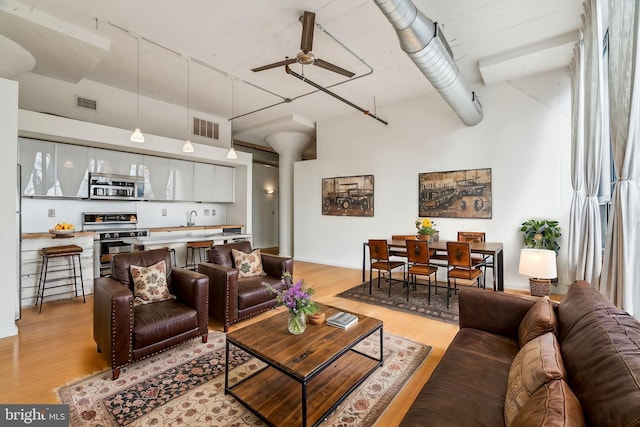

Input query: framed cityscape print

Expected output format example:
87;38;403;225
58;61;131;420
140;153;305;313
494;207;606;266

418;168;492;218
322;175;374;217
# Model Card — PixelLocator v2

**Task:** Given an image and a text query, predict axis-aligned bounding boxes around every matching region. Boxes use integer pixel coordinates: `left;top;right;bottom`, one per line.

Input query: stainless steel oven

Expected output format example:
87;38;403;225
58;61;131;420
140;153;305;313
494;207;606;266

82;212;149;277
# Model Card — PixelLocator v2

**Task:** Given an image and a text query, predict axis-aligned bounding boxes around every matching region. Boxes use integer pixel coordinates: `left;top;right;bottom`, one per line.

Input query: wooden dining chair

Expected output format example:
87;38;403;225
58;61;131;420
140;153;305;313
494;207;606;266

446;241;483;309
457;231;494;290
405;239;439;304
368;239;406;297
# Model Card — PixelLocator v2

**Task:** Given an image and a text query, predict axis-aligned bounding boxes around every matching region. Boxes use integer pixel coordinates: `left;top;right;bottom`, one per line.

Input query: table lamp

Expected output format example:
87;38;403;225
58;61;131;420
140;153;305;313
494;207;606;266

518;248;557;296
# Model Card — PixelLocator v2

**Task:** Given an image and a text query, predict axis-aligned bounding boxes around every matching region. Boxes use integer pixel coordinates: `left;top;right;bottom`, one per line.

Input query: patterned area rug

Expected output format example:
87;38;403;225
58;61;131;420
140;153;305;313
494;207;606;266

57;330;430;426
337;280;460;324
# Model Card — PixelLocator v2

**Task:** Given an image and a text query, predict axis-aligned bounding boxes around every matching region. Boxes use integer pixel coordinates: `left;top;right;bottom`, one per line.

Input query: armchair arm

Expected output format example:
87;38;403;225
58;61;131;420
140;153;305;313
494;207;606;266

198;262;239;329
458;287;540;340
93;276;134;370
170;267;209;336
261;253;293;278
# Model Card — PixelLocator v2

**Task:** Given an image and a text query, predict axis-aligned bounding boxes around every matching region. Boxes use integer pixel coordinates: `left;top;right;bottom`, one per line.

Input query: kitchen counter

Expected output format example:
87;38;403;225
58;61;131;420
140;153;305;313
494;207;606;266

22;231;96;239
148;225;244;233
121;232;251;246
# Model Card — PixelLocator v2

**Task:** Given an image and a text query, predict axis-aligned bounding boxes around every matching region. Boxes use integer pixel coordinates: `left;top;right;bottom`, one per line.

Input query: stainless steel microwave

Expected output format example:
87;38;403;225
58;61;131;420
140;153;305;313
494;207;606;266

89;173;142;200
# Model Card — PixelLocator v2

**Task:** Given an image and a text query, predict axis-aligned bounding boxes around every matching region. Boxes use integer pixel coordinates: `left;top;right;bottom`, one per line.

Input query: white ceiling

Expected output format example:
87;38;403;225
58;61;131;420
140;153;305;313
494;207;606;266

0;0;583;147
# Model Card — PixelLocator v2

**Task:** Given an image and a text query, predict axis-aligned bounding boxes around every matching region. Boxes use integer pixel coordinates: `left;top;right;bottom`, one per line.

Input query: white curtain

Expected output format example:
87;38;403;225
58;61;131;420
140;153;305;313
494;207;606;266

568;0;604;285
601;0;640;315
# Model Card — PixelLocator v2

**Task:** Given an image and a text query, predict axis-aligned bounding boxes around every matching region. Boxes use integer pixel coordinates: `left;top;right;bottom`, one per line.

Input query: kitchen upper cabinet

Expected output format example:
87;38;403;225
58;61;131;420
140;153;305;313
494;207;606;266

142;156;171;200
193;163;215;201
89;148;143;177
171;159;194;201
19;138;56;196
56;144;89;197
214;165;234;202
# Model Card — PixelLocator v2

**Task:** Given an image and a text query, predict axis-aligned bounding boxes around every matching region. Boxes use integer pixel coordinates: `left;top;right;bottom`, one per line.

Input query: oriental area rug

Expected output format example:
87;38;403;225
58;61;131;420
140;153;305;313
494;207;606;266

337;280;460;324
57;330;431;426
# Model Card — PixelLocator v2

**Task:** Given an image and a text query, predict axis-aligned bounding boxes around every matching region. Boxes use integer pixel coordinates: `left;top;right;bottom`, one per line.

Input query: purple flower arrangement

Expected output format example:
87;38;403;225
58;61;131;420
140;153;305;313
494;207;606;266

264;272;317;315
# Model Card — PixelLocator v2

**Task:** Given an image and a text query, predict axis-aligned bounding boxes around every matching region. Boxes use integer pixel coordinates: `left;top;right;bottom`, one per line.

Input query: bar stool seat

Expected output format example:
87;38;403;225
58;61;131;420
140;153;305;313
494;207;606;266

185;240;213;270
37;244;85;312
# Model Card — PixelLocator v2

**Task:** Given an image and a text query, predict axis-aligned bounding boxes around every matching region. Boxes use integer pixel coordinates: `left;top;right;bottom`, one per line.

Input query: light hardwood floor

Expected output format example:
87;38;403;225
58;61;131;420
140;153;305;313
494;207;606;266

0;261;459;426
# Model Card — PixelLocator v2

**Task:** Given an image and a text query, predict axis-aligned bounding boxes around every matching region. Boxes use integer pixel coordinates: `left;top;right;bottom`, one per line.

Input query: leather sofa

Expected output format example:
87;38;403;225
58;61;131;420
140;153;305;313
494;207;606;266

197;241;293;332
93;249;209;380
401;281;640;426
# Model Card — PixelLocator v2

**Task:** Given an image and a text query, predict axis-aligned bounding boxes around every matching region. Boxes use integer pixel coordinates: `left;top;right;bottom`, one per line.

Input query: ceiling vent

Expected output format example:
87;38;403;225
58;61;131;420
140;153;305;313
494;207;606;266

192;117;219;140
374;0;483;126
75;95;97;111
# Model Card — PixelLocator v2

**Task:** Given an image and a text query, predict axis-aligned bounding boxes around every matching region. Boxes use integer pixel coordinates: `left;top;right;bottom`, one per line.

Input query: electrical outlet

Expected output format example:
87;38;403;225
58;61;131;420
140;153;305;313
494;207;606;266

48;209;55;218
204;209;210;216
212;209;216;216
161;209;167;216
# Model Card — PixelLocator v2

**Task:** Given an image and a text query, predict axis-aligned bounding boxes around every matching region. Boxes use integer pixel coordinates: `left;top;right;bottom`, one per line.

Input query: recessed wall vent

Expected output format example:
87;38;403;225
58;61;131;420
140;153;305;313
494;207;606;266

192;117;219;140
75;96;97;111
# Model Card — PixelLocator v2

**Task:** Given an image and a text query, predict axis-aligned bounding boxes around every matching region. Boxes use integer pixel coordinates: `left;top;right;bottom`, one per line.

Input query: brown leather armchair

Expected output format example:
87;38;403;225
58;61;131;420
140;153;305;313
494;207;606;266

198;241;293;332
93;248;209;380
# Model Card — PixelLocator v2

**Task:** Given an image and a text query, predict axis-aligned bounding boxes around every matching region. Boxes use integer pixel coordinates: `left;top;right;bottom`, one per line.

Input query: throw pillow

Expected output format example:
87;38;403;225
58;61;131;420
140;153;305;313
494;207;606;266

504;332;567;427
518;296;558;348
511;380;586;427
130;260;176;307
232;248;266;278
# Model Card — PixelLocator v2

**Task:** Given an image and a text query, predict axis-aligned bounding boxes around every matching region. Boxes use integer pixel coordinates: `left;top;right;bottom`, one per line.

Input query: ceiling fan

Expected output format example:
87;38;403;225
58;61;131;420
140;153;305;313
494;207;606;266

251;11;355;78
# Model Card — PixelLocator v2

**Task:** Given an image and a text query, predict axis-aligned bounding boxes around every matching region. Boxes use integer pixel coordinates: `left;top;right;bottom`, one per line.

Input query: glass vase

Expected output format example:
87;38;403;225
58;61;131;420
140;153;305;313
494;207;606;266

288;311;307;335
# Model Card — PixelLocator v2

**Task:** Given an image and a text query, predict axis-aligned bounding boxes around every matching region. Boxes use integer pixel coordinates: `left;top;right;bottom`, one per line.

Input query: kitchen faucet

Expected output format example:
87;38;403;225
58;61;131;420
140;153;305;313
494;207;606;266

187;210;197;227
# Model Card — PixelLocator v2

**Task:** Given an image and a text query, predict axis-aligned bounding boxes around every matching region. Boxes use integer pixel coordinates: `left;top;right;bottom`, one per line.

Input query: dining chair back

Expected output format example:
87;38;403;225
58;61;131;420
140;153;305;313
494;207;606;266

368;239;406;297
445;241;484;308
457;231;495;290
405;239;439;304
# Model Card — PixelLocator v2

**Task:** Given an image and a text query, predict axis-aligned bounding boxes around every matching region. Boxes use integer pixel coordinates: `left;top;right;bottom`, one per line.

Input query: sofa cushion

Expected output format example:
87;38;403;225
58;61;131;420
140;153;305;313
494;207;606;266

511;380;586;427
518;296;558;347
236;277;280;310
505;332;566;426
132;300;198;349
130;260;176;307
558;281;640;427
232;248;266;278
207;241;253;268
400;328;520;426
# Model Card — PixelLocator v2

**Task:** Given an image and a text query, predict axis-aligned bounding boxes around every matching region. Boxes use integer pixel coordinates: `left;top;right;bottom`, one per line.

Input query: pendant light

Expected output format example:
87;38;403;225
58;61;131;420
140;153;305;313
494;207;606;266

130;37;145;143
182;58;194;153
227;79;237;159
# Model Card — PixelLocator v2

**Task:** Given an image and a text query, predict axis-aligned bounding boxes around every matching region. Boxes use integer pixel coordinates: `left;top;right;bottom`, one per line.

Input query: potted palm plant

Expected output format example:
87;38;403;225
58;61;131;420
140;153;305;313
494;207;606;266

519;220;561;296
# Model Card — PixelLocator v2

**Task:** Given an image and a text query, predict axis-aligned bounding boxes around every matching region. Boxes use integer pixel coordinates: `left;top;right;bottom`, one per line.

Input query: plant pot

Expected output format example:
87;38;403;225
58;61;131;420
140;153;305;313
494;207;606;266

529;278;551;297
417;232;439;242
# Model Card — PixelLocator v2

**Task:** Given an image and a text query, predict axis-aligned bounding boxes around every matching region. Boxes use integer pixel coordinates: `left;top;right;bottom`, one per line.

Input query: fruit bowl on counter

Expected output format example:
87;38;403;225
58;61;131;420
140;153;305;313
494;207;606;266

49;223;75;237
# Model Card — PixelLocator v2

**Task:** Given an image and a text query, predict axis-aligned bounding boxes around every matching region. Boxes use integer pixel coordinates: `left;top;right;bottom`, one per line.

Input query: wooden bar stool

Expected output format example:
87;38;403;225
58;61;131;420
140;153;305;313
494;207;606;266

36;244;85;313
185;240;213;270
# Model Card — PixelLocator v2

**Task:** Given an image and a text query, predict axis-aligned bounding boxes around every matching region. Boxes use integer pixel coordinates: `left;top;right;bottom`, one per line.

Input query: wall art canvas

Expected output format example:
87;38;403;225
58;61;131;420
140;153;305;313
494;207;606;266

418;168;492;218
322;175;374;217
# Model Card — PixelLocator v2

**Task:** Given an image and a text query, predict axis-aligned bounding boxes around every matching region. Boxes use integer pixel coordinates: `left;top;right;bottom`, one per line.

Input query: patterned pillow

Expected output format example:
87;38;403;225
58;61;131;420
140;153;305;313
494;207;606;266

504;332;567;427
231;248;266;278
512;380;586;427
518;296;558;347
130;260;175;306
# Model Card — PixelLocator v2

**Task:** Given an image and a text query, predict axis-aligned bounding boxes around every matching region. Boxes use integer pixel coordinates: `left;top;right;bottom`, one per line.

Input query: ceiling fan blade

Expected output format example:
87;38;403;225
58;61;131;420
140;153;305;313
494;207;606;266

300;11;315;53
314;58;355;78
251;58;296;72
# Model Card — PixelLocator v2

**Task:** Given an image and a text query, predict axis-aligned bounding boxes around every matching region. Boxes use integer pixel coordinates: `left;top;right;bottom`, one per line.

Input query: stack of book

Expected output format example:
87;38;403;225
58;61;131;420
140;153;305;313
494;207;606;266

327;312;358;329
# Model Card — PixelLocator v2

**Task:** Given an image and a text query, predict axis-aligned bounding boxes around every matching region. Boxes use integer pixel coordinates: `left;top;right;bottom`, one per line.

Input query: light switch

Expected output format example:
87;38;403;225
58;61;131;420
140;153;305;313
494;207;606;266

161;209;167;216
48;209;55;217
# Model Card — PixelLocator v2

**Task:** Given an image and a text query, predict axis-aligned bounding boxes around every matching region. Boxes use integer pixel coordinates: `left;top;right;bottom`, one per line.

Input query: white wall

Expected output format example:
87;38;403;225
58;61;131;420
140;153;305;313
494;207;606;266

0;78;19;338
252;164;279;249
294;70;573;293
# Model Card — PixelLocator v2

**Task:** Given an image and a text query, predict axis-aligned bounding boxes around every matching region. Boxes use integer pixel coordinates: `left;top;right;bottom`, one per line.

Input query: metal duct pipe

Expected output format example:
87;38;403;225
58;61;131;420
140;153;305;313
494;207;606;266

374;0;483;126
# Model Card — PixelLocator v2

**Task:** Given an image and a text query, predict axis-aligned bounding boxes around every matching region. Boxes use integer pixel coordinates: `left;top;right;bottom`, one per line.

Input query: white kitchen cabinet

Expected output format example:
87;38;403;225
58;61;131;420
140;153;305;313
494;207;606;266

56;143;89;197
214;165;235;202
193;163;215;201
19;138;56;196
171;159;194;201
89;148;143;177
142;156;171;200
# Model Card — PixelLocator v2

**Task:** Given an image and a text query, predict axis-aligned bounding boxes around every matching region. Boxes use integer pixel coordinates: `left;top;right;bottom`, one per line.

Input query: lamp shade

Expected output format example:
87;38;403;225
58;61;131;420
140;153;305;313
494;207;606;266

518;249;557;279
227;147;237;159
182;140;194;153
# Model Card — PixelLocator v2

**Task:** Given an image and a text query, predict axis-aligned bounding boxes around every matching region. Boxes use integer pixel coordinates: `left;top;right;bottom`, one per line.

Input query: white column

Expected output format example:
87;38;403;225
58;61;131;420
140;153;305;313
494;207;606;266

265;132;310;257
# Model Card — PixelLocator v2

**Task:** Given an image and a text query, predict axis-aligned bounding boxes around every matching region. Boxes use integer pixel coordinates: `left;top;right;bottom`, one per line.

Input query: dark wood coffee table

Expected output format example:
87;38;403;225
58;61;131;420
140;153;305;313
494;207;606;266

225;303;383;427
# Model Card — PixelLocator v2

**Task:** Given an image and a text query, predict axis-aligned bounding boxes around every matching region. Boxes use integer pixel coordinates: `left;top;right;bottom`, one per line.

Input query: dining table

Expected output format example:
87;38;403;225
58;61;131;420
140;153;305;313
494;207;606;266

362;239;505;291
